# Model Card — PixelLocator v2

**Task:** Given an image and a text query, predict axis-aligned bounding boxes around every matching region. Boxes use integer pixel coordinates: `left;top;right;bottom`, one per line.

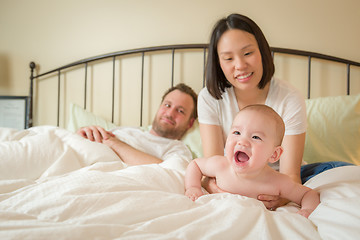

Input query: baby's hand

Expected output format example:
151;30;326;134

185;187;203;201
297;209;313;218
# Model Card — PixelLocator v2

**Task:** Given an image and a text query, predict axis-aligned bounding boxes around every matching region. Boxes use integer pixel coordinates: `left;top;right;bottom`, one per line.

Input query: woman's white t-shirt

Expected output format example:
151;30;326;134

198;78;307;143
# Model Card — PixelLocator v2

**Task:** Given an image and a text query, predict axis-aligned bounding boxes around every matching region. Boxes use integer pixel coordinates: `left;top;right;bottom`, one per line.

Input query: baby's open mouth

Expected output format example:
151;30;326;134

235;151;249;163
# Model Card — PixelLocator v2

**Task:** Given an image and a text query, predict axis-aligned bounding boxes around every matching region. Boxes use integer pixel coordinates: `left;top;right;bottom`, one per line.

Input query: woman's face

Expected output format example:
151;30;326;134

217;29;263;91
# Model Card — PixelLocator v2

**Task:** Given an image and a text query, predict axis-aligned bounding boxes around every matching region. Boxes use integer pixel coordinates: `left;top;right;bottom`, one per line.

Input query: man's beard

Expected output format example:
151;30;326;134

151;117;187;140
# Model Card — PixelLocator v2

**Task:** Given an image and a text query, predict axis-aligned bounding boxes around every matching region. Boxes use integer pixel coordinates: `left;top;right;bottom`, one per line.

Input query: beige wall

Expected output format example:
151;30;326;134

1;0;360;96
1;0;360;126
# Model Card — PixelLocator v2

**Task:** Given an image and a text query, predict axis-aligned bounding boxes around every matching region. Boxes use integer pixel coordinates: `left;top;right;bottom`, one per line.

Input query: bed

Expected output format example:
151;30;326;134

0;44;359;239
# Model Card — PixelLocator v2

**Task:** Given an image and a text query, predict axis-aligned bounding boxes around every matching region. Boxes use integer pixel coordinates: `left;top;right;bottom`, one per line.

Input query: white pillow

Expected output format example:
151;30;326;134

67;103;117;132
304;94;360;165
181;120;203;159
66;103;203;159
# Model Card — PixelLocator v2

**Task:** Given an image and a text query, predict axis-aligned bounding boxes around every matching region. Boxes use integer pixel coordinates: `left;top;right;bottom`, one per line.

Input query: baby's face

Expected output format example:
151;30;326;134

225;110;279;174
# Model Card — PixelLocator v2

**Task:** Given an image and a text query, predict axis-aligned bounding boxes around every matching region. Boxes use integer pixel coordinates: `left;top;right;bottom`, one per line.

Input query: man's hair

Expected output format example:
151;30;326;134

241;104;285;145
161;83;198;119
206;13;275;99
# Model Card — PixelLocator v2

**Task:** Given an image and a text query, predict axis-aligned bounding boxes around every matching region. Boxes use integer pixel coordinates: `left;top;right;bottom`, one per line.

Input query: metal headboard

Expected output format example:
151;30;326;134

28;44;360;128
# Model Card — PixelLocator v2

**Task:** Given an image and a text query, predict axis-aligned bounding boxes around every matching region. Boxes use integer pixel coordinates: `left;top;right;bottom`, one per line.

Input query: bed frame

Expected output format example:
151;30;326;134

27;44;360;129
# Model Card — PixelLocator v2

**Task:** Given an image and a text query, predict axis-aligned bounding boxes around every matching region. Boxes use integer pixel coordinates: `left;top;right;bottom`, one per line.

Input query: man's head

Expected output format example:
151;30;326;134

151;83;198;140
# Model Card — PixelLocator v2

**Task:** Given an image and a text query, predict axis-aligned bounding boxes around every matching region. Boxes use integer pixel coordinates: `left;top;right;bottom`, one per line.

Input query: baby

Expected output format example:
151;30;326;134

185;104;320;218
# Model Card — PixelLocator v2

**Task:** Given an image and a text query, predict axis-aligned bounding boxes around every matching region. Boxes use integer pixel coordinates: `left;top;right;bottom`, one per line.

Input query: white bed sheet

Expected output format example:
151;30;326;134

0;126;359;240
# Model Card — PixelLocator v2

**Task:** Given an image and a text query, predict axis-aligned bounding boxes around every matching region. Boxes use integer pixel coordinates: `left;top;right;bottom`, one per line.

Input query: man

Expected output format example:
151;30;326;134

77;83;198;165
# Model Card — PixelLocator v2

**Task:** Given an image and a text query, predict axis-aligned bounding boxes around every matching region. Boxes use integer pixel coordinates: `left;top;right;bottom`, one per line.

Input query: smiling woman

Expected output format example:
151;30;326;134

197;13;353;211
198;14;306;174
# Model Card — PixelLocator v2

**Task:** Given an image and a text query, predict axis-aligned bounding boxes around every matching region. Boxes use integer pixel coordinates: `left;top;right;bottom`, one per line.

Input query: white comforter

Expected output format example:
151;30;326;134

0;126;359;240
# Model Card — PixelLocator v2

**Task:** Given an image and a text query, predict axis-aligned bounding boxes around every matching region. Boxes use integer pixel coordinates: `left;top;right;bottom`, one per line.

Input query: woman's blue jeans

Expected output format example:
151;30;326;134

300;161;354;184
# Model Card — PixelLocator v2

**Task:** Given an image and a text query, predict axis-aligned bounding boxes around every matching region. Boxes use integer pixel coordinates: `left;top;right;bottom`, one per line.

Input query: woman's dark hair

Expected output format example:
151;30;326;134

206;13;275;99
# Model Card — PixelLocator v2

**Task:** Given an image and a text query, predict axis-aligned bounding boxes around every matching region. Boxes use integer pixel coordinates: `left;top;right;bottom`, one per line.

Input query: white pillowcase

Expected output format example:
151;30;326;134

67;103;117;133
303;94;360;165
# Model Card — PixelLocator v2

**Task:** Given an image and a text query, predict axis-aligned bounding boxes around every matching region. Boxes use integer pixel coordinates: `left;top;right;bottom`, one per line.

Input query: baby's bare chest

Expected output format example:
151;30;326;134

216;173;280;199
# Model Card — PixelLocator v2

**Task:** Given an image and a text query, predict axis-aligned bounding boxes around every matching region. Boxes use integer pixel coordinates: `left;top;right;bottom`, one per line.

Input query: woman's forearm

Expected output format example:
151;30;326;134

199;123;225;157
280;133;306;184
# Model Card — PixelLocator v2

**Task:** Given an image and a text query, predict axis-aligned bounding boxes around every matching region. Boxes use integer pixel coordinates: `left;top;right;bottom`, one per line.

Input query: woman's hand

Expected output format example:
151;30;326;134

202;177;225;194
203;178;290;210
257;194;290;210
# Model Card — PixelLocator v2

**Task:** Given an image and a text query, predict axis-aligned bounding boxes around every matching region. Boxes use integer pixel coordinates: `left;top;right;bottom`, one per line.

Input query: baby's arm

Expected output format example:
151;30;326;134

277;174;320;218
185;160;205;201
297;187;320;218
185;157;221;201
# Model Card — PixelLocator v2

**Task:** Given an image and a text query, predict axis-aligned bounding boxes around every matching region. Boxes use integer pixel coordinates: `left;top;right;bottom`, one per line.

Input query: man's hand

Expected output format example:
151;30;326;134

102;135;124;149
77;125;163;165
76;126;115;143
